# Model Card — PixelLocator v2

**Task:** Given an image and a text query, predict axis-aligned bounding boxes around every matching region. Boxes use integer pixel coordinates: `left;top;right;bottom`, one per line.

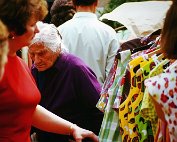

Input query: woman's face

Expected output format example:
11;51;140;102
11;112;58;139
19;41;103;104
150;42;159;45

29;44;59;71
12;17;39;49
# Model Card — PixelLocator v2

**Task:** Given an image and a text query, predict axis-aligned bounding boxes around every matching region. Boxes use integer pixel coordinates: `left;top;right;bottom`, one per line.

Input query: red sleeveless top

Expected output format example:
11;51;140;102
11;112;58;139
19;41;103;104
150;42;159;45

0;56;41;142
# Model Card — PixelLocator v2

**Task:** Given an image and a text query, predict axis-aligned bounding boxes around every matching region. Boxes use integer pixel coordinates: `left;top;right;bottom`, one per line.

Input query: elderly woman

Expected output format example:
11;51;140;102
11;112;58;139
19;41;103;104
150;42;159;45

29;22;103;142
0;20;8;80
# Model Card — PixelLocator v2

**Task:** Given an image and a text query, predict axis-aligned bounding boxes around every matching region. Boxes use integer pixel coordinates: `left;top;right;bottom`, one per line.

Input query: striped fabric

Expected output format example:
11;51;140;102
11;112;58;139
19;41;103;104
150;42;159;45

98;50;131;142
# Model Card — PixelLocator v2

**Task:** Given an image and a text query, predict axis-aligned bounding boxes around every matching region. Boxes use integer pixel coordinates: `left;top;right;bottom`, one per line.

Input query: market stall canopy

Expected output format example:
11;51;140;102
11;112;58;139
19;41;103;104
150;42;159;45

99;1;172;37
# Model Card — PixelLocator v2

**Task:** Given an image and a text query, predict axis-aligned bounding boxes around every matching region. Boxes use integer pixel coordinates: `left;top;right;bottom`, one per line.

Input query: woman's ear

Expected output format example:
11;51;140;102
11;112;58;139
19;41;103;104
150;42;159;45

8;32;15;39
92;0;98;13
56;46;61;54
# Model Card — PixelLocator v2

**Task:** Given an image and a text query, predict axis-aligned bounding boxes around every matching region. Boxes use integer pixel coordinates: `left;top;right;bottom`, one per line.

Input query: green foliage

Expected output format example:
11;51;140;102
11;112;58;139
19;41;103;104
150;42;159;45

100;0;151;29
107;0;152;11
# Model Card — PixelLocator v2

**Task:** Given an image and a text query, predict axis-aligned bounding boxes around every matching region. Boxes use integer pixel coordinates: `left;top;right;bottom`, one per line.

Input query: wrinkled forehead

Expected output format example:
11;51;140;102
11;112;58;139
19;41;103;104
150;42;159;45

29;42;49;53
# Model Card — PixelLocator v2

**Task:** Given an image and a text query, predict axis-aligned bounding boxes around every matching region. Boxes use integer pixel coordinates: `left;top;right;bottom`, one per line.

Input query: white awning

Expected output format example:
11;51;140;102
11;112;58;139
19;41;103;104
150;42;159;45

100;1;172;37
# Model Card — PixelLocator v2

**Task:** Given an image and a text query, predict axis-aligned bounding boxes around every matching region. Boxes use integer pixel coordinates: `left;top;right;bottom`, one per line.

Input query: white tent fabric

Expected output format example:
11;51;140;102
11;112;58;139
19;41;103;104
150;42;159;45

100;1;172;37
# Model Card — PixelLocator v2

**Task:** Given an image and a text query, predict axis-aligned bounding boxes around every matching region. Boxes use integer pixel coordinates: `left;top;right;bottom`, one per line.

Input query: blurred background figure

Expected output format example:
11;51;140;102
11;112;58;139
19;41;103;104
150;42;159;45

50;0;76;27
43;0;54;23
58;0;120;85
0;20;8;80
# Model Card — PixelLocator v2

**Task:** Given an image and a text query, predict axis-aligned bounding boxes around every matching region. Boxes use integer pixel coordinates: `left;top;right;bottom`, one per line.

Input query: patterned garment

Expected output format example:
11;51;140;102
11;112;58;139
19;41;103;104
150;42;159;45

119;68;131;106
134;58;155;142
155;119;170;142
145;66;177;142
119;56;147;142
98;50;131;142
141;59;170;135
112;64;130;111
96;56;118;112
165;60;177;72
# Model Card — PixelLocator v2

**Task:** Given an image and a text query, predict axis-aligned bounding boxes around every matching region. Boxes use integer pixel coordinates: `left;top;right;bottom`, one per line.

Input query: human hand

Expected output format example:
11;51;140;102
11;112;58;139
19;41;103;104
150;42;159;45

71;124;99;142
30;132;39;142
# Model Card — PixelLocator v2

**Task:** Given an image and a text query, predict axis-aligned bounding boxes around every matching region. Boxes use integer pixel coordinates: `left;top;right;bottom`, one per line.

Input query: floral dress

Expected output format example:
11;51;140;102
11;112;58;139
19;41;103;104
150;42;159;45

145;66;177;142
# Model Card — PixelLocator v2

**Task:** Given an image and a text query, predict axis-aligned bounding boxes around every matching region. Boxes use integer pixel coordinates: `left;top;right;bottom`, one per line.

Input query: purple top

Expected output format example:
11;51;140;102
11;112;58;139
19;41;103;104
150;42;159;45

31;53;103;142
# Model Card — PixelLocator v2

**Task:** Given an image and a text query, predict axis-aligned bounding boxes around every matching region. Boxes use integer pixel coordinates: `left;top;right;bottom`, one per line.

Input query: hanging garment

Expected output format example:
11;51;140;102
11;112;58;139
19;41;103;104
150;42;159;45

96;57;119;112
119;38;142;52
134;58;156;142
98;50;131;142
140;59;169;135
119;55;148;141
112;64;130;111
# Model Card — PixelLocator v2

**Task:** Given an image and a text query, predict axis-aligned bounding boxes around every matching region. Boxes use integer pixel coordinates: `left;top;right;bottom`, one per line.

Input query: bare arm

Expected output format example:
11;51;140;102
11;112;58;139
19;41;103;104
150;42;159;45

32;105;73;135
32;105;99;142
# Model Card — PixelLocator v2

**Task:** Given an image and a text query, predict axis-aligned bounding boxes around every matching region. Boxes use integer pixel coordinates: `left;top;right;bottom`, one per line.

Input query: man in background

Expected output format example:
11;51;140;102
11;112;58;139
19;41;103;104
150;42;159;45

58;0;120;85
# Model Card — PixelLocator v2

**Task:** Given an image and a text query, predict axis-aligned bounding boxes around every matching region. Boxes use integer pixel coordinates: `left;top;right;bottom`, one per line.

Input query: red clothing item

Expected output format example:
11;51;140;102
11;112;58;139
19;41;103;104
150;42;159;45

0;56;41;142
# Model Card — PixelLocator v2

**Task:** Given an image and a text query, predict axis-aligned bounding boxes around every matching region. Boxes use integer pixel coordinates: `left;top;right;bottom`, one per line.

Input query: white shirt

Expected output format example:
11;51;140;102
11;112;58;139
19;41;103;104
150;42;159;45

58;12;120;85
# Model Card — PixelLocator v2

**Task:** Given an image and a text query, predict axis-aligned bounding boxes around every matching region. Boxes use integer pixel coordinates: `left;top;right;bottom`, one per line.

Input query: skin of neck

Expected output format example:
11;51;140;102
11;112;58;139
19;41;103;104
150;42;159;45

75;2;97;13
8;38;19;56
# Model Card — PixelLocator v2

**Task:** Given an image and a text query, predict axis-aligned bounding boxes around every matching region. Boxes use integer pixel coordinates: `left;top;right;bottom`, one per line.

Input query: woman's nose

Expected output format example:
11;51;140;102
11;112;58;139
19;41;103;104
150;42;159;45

34;25;39;34
34;55;41;64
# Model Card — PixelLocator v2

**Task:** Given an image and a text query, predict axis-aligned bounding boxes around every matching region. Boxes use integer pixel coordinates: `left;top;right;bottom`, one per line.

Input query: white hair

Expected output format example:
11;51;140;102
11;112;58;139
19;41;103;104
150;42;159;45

30;21;68;52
